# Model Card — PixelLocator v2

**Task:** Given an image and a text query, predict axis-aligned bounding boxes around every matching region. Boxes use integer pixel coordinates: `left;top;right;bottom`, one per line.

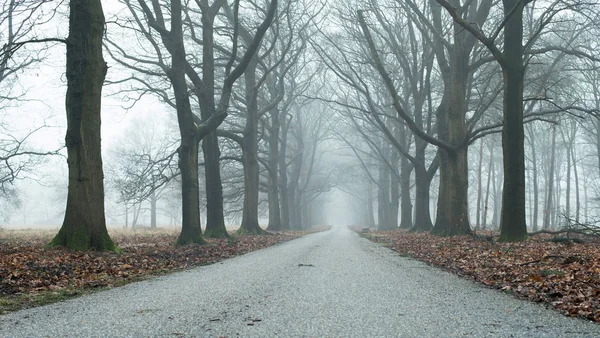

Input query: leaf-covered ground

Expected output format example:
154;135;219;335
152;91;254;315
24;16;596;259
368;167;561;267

359;229;600;323
0;228;314;314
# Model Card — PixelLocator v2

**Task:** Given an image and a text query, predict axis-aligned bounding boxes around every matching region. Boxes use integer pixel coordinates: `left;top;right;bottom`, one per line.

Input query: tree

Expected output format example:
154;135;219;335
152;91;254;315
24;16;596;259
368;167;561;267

107;0;277;242
49;0;118;252
435;0;598;240
105;115;179;229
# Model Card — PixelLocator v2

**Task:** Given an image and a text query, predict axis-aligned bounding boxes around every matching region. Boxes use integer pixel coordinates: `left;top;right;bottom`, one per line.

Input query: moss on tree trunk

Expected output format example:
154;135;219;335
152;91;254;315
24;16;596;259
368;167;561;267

49;0;118;252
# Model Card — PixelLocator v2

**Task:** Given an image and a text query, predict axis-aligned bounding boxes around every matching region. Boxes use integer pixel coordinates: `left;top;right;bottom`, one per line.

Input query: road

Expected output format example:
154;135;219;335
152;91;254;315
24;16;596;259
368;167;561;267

1;226;599;337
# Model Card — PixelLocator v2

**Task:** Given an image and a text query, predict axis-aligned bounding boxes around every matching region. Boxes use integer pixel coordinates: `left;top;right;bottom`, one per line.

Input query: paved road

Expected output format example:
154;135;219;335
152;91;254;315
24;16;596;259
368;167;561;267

1;226;599;337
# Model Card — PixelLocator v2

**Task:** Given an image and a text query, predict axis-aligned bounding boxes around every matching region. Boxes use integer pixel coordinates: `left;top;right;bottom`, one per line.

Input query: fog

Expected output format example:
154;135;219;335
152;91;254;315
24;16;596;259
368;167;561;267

2;0;600;238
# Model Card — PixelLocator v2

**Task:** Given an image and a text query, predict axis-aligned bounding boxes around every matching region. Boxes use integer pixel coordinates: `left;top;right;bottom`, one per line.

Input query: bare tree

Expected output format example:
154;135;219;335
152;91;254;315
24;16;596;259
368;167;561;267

106;0;277;243
49;0;118;251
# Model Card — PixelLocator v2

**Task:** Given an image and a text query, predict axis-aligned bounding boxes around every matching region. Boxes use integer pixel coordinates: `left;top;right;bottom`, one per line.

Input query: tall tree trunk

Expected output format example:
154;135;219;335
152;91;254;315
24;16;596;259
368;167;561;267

377;152;392;230
483;142;494;229
399;156;413;229
554;154;562;229
266;110;282;231
565;140;571;219
239;59;266;235
528;126;539;232
571;145;580;221
412;165;434;232
543;124;556;230
288;152;302;230
432;43;470;236
492;153;502;228
476;140;484;229
177;141;203;243
165;0;205;245
279;119;290;230
199;8;228;239
150;189;157;229
132;203;141;228
202;134;228;238
389;148;400;230
498;0;527;241
50;0;118;252
366;178;376;228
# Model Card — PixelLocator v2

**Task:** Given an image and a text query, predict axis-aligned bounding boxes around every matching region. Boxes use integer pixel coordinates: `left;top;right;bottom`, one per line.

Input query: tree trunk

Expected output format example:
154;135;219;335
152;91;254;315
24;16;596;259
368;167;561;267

238;59;266;235
389;148;400;230
476;140;484;229
498;0;527;241
543;124;556;230
412;165;433;232
377;154;392;230
288;159;302;230
198;9;228;239
492;158;502;228
279;118;290;230
432;43;471;236
483;142;493;229
150;189;157;229
432;147;471;236
266;110;282;231
565;139;571;219
177;141;204;244
399;156;413;229
132;203;141;228
527;126;539;231
571;144;580;221
50;0;118;252
202;134;228;238
366;178;376;228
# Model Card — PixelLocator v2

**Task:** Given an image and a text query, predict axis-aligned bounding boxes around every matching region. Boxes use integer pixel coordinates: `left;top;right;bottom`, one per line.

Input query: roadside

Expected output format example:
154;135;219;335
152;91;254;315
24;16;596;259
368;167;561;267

357;228;600;323
2;226;598;338
0;227;326;314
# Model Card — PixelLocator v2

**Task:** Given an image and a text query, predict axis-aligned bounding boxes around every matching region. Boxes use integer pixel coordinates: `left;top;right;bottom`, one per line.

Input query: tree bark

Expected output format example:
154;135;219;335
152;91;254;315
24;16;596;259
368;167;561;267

266;106;282;231
377;149;392;230
482;141;493;229
432;45;470;236
177;141;204;244
571;142;580;221
50;0;118;252
498;0;527;241
399;156;413;229
279;117;290;230
168;0;205;245
543;124;556;230
389;144;400;230
527;126;539;231
412;165;433;232
202;134;228;238
476;140;484;229
199;8;228;239
238;57;266;235
150;189;157;229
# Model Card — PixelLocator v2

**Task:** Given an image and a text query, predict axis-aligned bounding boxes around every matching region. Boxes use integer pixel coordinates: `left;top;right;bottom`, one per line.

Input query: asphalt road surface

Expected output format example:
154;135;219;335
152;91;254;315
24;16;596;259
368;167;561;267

1;226;599;337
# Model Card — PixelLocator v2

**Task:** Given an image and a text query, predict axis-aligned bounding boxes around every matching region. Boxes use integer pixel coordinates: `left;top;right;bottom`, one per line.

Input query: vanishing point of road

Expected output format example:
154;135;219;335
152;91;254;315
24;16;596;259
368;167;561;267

1;226;599;337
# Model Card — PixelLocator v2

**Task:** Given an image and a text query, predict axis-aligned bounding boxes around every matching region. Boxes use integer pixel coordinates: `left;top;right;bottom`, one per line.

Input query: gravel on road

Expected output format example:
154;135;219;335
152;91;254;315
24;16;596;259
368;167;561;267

1;226;599;337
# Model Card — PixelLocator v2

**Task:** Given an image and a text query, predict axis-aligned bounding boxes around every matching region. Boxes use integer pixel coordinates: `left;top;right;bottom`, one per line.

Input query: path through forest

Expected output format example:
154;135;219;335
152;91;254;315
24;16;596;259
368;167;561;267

1;226;599;337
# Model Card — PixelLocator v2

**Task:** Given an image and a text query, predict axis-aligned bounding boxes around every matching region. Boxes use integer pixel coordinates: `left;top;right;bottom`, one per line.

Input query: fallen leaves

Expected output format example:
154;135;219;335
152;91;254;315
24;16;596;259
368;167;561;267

360;230;600;323
0;228;308;313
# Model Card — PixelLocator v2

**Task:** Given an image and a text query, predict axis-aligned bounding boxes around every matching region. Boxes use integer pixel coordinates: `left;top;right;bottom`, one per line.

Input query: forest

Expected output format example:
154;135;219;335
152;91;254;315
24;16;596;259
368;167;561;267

1;0;598;245
2;0;600;322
